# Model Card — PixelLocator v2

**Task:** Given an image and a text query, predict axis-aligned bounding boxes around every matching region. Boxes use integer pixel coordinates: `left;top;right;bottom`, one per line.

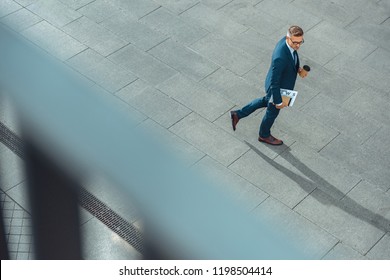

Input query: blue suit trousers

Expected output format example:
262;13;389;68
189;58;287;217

235;96;280;138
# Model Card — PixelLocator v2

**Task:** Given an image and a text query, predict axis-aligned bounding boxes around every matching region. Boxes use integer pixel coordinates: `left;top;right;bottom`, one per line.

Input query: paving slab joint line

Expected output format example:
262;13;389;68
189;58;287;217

190;154;208;168
136;42;181;73
65;47;89;62
166;110;193;130
145;37;171;53
323;52;340;69
340;83;365;106
102;40;132;58
1;7;22;20
317;131;340;153
112;80;137;95
224;145;277;194
251;194;270;210
26;19;86;59
253;0;267;8
178;1;201;16
12;2;29;9
0;188;31;216
364;232;388;257
197;65;221;83
359;124;383;146
74;0;96;12
325;57;388;94
344;15;360;29
290;202;347;250
184;46;225;76
106;42;132;61
338;179;363;201
0;6;22;19
241;63;260;80
216;0;235;11
321;50;342;67
151;114;205;155
291;187;316;211
320;240;341;260
380;16;390;25
304;19;324;34
187;30;211;48
274;140;298;161
60;63;98;90
62;13;84;29
113;78;142;95
138;5;162;20
227;148;252;169
362;46;379;62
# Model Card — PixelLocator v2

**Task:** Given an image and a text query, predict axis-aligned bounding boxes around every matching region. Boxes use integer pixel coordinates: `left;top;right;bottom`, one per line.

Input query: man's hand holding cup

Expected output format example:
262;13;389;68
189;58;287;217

299;65;310;78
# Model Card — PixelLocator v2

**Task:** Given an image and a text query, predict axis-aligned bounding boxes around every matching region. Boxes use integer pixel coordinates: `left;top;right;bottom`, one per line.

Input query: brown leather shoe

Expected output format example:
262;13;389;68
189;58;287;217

230;111;239;131
258;135;283;145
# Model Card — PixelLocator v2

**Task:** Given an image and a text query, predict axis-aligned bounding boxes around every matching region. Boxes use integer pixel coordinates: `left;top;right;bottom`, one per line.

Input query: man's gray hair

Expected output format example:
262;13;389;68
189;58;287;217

287;25;304;37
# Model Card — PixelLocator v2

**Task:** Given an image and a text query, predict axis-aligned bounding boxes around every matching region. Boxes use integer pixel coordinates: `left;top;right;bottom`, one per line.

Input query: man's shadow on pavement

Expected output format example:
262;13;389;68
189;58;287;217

245;141;390;233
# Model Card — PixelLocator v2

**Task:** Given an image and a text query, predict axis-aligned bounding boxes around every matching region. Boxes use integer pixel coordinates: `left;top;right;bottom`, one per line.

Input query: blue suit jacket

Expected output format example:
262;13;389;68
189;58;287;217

265;37;299;105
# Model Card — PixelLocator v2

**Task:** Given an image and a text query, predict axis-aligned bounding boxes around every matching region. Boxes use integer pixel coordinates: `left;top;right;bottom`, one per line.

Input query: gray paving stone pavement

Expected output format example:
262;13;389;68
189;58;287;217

21;20;87;60
101;11;168;51
193;155;269;212
1;8;42;31
126;87;191;128
294;188;387;255
0;1;21;18
252;197;340;259
199;67;262;105
108;43;178;85
67;48;138;93
170;112;250;166
149;38;220;81
180;3;248;37
300;93;381;144
77;0;122;23
230;148;315;209
1;0;390;260
27;0;82;27
140;7;209;46
139;118;205;166
157;73;233;122
63;16;127;57
190;33;260;76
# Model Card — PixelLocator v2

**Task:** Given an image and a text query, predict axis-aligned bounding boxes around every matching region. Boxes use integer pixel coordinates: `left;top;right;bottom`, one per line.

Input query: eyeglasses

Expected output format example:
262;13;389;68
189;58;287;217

289;37;304;45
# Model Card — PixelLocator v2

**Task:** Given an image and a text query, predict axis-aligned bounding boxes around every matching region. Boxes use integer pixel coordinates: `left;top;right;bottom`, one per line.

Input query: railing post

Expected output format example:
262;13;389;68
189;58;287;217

23;135;82;259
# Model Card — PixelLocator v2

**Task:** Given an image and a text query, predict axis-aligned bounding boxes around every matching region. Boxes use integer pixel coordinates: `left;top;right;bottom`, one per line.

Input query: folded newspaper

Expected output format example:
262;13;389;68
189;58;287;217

269;88;298;107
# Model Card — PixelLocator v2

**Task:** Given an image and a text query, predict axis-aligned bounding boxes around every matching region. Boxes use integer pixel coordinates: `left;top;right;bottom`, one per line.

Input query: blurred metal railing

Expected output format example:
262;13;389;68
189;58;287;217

1;121;145;259
0;23;305;260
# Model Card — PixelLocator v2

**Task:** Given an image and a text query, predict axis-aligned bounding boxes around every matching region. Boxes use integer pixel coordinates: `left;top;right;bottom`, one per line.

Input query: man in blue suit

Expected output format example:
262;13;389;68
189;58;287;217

230;26;307;145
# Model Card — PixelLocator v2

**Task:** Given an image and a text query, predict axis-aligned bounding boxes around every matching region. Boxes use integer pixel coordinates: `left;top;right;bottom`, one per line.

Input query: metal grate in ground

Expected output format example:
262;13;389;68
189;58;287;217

0;122;24;158
79;189;144;254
